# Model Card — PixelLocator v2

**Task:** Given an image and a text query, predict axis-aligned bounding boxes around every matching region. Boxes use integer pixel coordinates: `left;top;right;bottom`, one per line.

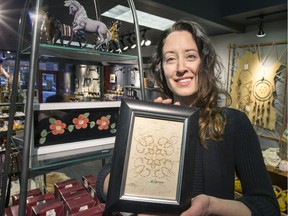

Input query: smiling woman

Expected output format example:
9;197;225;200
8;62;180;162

96;20;281;216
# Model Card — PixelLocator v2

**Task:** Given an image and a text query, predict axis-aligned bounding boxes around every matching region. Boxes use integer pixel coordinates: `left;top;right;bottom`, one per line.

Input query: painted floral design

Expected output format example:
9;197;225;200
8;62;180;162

49;120;66;135
96;116;110;130
39;112;117;145
73;114;89;129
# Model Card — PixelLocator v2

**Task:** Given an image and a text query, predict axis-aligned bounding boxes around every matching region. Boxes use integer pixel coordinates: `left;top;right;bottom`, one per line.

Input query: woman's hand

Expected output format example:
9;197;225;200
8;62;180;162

154;97;180;105
180;194;251;216
137;194;250;216
180;194;210;216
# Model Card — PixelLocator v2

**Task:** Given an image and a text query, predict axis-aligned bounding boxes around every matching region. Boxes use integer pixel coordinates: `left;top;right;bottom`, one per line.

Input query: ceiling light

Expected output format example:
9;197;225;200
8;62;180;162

101;5;175;31
140;29;151;46
257;15;266;38
123;45;129;51
131;36;137;49
120;37;128;51
125;34;134;50
144;39;151;46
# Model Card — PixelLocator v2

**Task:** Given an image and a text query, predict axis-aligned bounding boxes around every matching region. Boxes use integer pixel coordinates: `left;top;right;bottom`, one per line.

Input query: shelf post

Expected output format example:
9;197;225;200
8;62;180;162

127;0;146;101
18;0;42;215
0;0;31;214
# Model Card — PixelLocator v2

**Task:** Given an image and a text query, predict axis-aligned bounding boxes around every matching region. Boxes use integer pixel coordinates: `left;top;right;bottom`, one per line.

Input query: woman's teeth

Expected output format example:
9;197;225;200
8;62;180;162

178;78;191;83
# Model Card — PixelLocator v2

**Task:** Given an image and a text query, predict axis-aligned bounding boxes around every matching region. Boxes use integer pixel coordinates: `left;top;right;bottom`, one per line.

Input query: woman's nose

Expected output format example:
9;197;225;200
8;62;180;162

177;59;188;74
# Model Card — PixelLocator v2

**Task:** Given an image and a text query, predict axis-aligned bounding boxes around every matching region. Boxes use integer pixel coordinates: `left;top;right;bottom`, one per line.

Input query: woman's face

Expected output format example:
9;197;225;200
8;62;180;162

162;30;201;105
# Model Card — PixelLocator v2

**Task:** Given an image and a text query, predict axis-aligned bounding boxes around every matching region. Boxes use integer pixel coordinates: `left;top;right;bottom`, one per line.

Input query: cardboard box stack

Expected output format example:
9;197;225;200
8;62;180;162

5;174;107;216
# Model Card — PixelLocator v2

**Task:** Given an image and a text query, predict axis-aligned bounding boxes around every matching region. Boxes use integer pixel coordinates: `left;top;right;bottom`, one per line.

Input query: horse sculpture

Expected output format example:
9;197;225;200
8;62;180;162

44;12;87;48
64;0;111;51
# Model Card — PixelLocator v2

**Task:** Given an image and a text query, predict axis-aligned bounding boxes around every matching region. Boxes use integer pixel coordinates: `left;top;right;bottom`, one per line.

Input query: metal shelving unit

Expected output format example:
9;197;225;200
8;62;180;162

0;0;145;215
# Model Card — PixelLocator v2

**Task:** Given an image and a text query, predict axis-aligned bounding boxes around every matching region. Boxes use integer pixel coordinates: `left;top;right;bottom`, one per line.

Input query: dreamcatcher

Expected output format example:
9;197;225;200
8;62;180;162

252;77;273;128
229;49;282;131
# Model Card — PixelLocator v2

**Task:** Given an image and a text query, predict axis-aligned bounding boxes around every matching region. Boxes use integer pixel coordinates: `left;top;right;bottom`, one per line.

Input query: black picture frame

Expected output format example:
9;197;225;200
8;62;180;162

105;99;199;215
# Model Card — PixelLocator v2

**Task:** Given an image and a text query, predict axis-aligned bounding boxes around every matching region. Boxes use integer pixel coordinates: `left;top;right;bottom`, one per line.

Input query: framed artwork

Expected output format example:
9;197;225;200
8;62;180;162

32;101;120;156
105;99;199;215
110;74;116;83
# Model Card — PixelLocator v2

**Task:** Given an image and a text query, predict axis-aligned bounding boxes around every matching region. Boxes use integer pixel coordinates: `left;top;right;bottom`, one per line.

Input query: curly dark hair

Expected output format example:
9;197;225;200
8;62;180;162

150;20;231;144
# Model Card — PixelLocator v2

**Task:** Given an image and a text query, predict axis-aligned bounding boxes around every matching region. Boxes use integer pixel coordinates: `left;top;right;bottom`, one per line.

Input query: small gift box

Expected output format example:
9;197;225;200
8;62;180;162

26;193;55;216
69;204;105;216
62;189;89;203
81;175;97;189
88;184;100;205
58;183;85;200
32;199;64;216
12;188;42;206
54;179;79;199
65;194;96;215
4;204;19;216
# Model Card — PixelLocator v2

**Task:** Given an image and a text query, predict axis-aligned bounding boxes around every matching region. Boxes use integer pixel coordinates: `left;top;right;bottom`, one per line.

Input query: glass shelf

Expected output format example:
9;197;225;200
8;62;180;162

11;136;114;178
21;44;138;65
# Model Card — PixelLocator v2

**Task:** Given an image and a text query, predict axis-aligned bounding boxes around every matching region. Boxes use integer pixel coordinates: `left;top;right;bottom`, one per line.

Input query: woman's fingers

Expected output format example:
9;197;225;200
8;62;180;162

154;97;173;104
154;97;163;103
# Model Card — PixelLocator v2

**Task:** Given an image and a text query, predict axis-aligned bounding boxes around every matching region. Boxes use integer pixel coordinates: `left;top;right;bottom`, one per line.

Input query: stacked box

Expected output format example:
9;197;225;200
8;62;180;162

4;205;19;216
64;194;96;215
32;199;64;216
88;184;101;205
12;188;42;206
69;203;105;216
58;183;85;200
54;179;78;199
62;190;89;203
81;175;97;189
26;193;55;216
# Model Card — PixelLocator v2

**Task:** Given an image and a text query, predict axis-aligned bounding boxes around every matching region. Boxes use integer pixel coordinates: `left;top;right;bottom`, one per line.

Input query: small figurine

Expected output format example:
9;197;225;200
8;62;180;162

44;11;87;48
64;0;111;51
108;20;122;53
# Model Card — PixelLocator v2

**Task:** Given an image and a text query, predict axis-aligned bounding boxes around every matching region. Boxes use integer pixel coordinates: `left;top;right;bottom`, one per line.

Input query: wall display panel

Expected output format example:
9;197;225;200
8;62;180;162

227;41;287;145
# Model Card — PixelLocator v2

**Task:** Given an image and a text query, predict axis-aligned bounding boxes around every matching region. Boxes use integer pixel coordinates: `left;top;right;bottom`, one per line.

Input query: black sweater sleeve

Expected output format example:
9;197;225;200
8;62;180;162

232;110;280;216
96;161;112;203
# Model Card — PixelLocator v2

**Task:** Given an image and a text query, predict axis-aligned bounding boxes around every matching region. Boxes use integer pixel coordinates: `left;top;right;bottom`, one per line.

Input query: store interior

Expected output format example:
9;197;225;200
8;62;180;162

0;0;287;215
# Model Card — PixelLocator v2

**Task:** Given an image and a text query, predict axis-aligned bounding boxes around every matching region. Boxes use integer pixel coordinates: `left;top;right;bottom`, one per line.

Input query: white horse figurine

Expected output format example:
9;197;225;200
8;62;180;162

64;0;111;50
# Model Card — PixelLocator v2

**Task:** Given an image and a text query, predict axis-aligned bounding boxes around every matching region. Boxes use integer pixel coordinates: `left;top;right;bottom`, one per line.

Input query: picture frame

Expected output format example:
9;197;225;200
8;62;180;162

105;99;199;215
32;101;120;157
110;74;116;83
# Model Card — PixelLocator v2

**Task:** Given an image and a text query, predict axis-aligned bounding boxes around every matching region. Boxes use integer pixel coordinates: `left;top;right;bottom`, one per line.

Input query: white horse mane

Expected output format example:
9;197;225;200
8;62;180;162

64;0;80;7
64;0;87;22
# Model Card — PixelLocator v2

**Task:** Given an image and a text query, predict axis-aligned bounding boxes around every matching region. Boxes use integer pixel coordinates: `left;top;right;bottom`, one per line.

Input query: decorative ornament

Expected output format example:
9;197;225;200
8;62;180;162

64;0;111;51
42;11;87;48
39;113;117;145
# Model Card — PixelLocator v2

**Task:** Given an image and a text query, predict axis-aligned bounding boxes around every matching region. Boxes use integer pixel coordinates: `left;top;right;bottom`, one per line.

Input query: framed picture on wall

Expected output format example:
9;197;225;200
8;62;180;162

105;99;199;215
110;74;116;83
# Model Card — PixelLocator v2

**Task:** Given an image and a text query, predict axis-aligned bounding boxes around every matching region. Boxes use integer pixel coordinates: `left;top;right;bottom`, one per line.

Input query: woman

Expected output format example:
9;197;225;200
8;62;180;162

0;59;9;79
96;20;280;216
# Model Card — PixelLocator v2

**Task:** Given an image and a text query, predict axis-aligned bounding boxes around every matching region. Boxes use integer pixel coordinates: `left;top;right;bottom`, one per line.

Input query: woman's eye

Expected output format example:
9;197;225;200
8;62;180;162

165;57;176;63
187;54;197;60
